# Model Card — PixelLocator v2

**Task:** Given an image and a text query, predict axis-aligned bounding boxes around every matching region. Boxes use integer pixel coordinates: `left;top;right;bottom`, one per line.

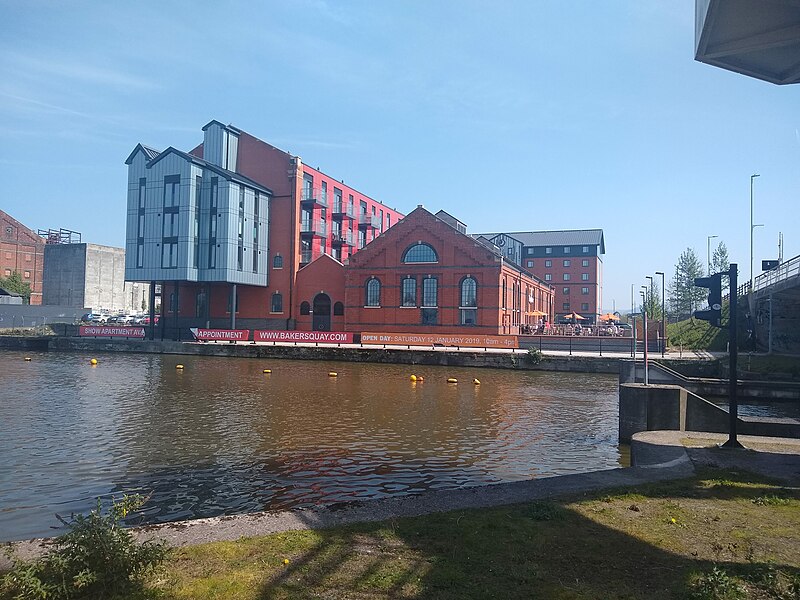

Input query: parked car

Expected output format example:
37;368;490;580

81;313;98;323
140;316;160;326
92;314;111;324
120;315;136;325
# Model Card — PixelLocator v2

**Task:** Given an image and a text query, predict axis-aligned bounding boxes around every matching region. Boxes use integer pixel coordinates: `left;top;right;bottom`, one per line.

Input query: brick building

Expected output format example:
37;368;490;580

124;120;404;331
337;207;553;335
475;229;604;323
0;210;45;305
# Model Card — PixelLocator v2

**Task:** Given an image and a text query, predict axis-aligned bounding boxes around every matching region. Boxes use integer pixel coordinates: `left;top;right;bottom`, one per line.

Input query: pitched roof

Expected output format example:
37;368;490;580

474;229;605;254
145;147;273;195
124;143;161;165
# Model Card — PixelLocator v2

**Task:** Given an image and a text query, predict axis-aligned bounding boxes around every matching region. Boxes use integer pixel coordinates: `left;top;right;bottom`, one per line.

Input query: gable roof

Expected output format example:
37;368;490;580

144;147;273;195
474;229;605;254
124;143;161;165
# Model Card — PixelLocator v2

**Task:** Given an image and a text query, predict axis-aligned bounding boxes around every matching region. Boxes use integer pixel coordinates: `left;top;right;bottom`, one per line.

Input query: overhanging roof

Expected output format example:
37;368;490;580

695;0;800;85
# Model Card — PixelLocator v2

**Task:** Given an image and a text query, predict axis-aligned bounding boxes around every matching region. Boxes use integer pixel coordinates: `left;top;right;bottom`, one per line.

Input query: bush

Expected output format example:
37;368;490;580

1;495;168;600
526;347;543;365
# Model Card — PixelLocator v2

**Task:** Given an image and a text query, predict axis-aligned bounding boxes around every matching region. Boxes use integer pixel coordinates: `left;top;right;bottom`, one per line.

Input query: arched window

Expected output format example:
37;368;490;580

460;276;477;326
333;301;344;316
365;278;381;307
271;292;283;313
401;276;416;307
273;254;283;269
300;301;310;315
402;242;438;264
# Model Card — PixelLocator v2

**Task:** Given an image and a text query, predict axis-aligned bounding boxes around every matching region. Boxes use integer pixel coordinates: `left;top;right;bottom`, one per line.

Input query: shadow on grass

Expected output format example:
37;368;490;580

247;469;800;599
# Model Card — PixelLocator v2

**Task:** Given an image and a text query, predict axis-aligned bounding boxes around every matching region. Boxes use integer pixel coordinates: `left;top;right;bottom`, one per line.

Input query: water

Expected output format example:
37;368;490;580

0;350;628;541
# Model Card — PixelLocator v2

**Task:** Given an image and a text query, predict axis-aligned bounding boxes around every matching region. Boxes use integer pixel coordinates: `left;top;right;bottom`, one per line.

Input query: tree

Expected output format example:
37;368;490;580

642;279;662;320
668;248;705;319
711;241;731;294
0;271;32;304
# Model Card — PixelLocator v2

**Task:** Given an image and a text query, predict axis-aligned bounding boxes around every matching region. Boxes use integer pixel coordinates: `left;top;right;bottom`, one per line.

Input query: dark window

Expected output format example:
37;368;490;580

563;259;570;267
421;308;438;325
300;301;310;315
163;175;180;208
581;303;589;311
271;292;283;313
582;273;589;281
401;276;416;307
563;287;570;294
195;292;206;318
582;259;590;267
333;301;344;316
563;274;571;281
402;243;438;264
582;287;589;295
273;255;283;269
366;278;381;306
460;276;477;326
422;277;438;307
563;303;570;311
227;292;240;313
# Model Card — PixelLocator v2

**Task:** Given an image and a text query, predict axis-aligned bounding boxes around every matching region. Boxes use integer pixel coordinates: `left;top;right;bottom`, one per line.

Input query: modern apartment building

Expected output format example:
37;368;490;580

475;229;604;323
124;120;404;331
0;210;45;305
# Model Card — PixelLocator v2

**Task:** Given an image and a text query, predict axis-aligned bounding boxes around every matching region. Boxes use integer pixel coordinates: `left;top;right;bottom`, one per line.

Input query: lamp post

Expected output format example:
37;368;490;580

750;174;761;291
655;271;665;357
707;235;718;274
640;287;648;385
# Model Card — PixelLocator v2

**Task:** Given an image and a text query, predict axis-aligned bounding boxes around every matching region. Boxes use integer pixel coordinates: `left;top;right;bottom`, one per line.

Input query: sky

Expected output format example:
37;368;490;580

1;1;798;311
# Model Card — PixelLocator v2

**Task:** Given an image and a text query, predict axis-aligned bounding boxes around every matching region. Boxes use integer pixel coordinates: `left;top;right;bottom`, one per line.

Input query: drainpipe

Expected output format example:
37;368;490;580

231;283;237;329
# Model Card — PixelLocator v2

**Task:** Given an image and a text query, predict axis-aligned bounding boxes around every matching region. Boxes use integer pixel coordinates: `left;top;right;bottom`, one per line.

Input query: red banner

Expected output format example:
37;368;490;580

190;328;250;342
79;326;146;338
254;330;354;344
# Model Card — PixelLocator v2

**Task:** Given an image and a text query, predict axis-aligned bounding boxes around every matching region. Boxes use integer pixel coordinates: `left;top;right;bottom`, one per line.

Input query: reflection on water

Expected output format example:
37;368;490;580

1;350;623;541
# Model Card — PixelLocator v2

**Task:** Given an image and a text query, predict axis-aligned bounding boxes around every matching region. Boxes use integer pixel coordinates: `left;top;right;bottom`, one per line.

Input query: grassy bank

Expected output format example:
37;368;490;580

124;468;799;599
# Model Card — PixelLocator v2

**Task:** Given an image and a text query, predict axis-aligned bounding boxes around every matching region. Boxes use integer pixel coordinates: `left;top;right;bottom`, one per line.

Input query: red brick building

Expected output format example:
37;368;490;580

331;207;553;335
0;210;45;304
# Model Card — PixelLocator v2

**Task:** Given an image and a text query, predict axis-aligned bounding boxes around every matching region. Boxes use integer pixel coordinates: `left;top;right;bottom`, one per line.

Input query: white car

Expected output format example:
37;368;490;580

92;314;111;324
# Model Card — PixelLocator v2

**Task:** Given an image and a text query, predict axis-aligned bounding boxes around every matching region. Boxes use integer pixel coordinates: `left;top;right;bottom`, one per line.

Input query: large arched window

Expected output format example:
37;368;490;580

402;242;438;264
365;278;381;307
460;276;477;326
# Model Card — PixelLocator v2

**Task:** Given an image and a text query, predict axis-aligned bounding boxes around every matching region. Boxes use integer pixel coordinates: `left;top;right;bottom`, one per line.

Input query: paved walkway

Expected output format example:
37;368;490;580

4;430;798;567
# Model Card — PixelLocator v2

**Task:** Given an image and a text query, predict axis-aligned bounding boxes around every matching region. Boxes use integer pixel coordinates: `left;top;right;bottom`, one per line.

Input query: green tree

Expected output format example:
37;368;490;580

668;248;705;319
642;279;662;320
711;241;731;294
0;271;32;304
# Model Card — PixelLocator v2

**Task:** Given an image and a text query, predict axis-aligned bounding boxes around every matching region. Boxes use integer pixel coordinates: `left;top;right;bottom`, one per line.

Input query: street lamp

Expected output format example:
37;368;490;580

707;235;718;274
750;174;761;291
655;271;665;357
645;275;653;318
640;286;649;385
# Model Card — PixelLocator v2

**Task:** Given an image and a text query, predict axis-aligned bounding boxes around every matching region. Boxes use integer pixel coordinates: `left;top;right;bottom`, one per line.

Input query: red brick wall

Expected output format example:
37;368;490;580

294;255;345;331
0;210;45;304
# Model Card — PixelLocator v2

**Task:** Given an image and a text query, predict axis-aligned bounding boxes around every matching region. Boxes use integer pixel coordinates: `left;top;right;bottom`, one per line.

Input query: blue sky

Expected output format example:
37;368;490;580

2;0;798;311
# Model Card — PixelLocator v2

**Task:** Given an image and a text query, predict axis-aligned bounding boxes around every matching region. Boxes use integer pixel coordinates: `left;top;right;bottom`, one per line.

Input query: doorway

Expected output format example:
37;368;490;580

312;293;331;331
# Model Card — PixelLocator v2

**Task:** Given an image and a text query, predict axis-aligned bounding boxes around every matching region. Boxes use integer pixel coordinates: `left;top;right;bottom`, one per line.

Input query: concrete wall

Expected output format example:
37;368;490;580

619;382;800;442
0;304;89;326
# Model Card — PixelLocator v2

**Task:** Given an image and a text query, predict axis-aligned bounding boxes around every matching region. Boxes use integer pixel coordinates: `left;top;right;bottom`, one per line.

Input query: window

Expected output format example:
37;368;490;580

460;276;478;326
136;243;144;268
4;269;11;276
422;308;438;325
169;293;177;313
545;247;552;254
163;175;180;208
582;287;589;295
237;187;245;271
563;303;570;311
502;279;507;308
564;246;571;253
422;277;438;307
387;214;391;228
271;292;283;313
507;247;514;257
581;303;589;311
333;187;342;211
195;292;206;318
582;246;589;253
582;273;589;281
161;242;178;268
253;192;259;273
563;259;570;267
526;248;534;256
227;292;240;313
210;177;218;208
401;276;416;307
138;178;146;209
300;301;310;315
365;278;381;306
563;274;571;281
582;259;590;267
545;260;552;268
358;229;366;249
163;212;179;238
563;287;570;294
545;273;552;281
24;270;31;279
402;242;438;263
334;301;344;316
526;260;533;268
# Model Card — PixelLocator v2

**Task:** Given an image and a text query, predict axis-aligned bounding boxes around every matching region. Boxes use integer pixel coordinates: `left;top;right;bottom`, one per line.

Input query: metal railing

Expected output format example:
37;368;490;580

300;220;327;236
331;230;353;245
301;188;328;207
300;250;312;263
332;202;355;218
752;254;800;293
358;214;381;229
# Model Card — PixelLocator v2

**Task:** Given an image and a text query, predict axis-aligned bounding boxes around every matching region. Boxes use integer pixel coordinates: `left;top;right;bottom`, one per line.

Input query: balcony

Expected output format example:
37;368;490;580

300;219;327;238
300;249;312;265
331;201;355;221
301;187;328;208
358;214;381;230
331;230;354;247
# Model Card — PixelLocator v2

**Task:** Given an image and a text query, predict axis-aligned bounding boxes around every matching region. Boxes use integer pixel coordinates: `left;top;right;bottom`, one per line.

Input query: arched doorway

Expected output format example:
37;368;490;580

312;293;331;331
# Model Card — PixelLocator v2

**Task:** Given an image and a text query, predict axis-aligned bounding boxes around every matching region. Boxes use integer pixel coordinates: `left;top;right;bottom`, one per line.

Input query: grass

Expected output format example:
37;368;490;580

121;468;800;599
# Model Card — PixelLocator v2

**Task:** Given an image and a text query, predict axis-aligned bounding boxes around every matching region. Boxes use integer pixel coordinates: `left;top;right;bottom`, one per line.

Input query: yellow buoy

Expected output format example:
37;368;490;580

447;378;458;384
263;369;272;374
24;357;32;361
283;558;290;565
473;378;481;385
410;374;417;381
328;372;338;377
90;358;98;365
176;364;184;370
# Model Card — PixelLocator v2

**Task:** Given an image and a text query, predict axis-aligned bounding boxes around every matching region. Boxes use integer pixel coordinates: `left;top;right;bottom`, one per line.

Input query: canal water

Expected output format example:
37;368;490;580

0;350;628;541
